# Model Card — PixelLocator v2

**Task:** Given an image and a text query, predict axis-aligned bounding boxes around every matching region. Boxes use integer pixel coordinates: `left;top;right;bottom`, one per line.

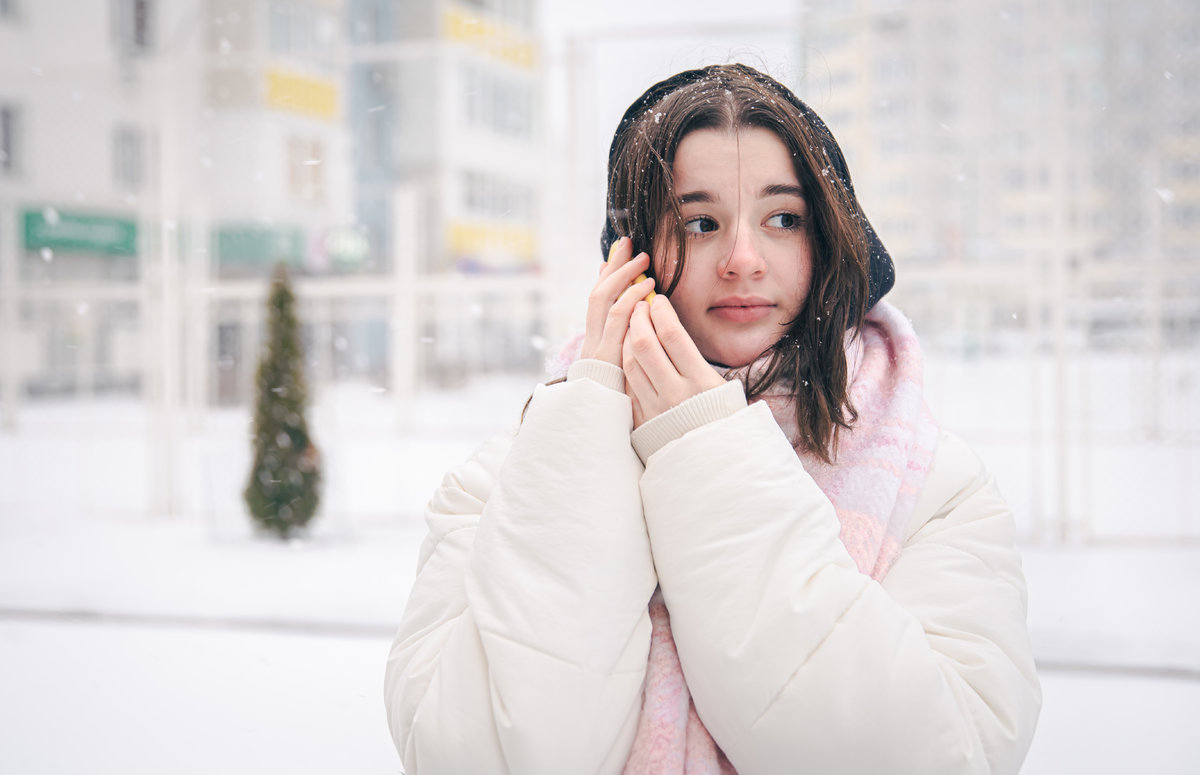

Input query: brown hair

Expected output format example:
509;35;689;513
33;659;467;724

603;64;877;461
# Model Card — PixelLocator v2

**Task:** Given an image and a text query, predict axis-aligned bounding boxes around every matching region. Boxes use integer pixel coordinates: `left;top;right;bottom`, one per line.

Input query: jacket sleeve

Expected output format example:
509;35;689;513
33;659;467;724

384;374;658;775
638;400;1041;775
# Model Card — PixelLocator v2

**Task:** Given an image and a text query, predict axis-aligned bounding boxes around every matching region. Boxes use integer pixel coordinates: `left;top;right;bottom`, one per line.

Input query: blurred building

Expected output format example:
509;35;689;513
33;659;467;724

0;0;548;427
0;0;356;416
796;0;1200;352
0;0;166;403
346;0;545;385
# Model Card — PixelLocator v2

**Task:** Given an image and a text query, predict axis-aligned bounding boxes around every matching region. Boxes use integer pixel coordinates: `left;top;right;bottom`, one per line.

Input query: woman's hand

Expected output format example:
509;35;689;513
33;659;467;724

622;295;725;428
580;237;656;366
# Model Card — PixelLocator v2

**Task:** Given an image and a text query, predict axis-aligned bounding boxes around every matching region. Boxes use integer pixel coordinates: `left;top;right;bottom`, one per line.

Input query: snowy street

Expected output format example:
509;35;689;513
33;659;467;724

2;620;1198;774
5;616;1194;775
0;618;401;774
1;522;1198;774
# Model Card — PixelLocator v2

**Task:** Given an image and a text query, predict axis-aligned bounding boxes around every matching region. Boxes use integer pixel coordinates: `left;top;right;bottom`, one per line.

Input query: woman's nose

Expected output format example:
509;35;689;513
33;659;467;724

719;223;767;278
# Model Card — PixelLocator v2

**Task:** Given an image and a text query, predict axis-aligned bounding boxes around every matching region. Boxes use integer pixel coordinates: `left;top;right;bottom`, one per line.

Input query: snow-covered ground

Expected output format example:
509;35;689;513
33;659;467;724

1;621;1196;775
1;363;1198;773
1;522;1197;774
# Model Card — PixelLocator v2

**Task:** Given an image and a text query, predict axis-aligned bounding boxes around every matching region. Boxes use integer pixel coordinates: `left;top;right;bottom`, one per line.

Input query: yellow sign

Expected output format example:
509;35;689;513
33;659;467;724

447;221;537;264
443;7;536;69
266;68;338;120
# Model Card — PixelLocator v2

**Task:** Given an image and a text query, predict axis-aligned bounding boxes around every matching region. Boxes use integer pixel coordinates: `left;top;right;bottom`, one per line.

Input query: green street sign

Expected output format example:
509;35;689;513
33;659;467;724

23;208;138;256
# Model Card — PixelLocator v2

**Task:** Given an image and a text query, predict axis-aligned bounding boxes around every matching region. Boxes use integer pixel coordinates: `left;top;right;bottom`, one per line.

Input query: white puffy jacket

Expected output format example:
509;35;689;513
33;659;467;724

385;360;1042;774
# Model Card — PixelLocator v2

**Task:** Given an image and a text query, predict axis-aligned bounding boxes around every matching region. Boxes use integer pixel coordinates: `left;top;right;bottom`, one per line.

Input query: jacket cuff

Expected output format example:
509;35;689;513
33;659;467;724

566;358;626;393
631;380;747;462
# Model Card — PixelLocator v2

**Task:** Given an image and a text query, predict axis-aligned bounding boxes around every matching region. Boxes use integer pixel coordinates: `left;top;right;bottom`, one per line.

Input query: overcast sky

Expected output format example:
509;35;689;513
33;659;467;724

540;0;800;38
538;0;804;140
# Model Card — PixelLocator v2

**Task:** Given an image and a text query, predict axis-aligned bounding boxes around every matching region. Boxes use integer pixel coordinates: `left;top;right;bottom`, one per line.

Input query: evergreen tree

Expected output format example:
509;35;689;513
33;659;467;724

244;263;321;538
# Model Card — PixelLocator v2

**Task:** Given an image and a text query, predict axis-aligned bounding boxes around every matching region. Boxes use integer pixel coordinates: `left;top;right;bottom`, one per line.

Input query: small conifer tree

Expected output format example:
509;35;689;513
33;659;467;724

244;263;321;538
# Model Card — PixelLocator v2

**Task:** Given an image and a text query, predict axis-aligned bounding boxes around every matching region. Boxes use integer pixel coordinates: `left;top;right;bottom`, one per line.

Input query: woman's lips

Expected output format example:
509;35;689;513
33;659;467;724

709;299;776;322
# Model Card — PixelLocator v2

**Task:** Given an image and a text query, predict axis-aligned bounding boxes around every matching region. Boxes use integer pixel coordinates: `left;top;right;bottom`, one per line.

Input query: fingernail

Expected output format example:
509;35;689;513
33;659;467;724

607;241;619;263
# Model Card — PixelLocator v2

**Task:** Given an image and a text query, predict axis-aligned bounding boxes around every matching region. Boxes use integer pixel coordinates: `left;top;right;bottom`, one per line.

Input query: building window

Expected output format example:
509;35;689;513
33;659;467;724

114;0;153;54
362;104;389;169
461;65;533;138
113;125;145;191
349;0;388;44
463;171;535;220
271;1;311;53
0;105;18;176
1171;204;1200;229
270;1;337;57
288;137;323;203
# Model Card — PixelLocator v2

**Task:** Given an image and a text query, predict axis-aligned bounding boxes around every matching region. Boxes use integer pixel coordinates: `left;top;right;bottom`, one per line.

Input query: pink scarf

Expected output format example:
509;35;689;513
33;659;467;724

550;301;939;773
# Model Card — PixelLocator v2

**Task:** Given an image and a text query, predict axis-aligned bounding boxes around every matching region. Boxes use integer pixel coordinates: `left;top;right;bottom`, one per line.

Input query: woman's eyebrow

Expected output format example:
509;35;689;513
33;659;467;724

680;190;716;204
760;183;805;199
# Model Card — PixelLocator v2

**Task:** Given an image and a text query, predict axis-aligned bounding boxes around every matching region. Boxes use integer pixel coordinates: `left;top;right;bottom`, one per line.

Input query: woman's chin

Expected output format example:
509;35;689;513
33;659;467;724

703;344;770;370
700;333;787;369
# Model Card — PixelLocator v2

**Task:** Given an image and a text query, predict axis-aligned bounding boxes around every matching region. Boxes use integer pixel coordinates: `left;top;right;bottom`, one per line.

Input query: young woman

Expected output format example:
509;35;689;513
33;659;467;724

385;64;1041;774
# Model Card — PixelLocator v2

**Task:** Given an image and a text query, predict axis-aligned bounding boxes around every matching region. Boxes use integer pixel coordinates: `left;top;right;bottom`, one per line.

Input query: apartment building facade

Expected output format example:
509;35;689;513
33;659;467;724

0;0;547;425
795;0;1199;350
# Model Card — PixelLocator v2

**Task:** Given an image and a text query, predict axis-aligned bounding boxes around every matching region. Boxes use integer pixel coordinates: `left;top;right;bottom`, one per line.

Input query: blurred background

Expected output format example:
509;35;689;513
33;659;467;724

0;0;1197;772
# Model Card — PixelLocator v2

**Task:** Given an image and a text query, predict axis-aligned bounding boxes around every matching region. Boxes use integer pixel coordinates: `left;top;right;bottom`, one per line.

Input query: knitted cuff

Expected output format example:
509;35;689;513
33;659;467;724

566;358;626;394
631;380;747;462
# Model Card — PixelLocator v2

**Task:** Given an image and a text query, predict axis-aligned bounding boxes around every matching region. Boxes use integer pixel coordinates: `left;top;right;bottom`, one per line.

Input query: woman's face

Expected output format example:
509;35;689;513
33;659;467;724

655;126;813;368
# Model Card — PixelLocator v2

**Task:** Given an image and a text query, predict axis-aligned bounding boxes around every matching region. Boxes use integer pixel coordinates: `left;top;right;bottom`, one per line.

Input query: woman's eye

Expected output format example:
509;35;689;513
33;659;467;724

766;213;802;229
684;217;717;234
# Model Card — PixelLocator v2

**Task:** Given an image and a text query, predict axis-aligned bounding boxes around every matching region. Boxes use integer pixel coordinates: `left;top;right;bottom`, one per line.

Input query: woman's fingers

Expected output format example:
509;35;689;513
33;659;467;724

583;274;654;364
624;362;647;428
623;296;724;426
598;237;645;286
622;300;672;427
595;237;627;282
581;240;652;364
608;275;656;325
582;242;721;424
647;295;721;385
605;234;632;268
625;300;676;386
601;276;655;351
